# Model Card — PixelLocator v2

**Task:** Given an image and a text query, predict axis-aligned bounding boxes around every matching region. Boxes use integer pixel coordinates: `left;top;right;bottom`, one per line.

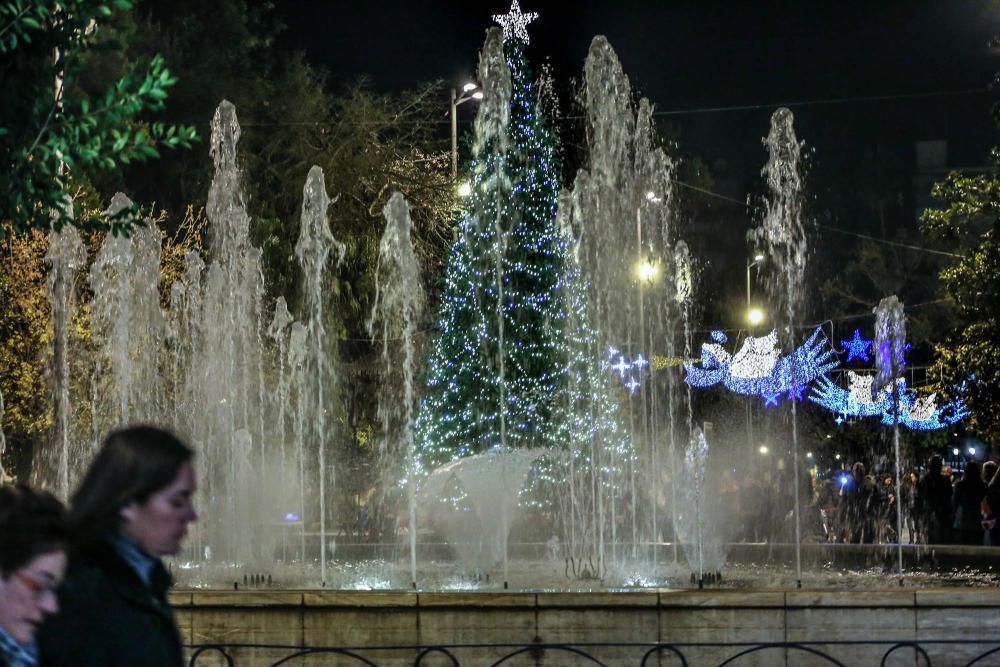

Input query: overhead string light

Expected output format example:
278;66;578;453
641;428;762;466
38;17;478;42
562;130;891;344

808;369;970;431
683;327;838;405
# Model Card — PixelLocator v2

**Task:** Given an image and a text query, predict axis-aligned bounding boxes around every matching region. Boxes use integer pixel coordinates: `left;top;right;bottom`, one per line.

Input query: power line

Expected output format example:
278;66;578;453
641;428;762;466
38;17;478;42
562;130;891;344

671;178;963;259
229;87;990;127
646;87;989;117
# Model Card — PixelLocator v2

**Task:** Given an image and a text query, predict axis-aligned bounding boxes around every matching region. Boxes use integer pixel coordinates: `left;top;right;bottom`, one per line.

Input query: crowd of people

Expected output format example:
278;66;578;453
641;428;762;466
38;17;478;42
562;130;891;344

820;455;1000;547
723;454;1000;547
0;426;197;667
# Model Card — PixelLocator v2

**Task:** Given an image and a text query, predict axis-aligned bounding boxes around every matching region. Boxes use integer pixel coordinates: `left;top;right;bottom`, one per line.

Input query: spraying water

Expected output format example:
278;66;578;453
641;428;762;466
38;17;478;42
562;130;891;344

295;165;345;585
43;221;86;499
749;108;809;586
572;35;678;572
368;192;424;587
874;295;906;582
88;193;165;432
669;241;693;566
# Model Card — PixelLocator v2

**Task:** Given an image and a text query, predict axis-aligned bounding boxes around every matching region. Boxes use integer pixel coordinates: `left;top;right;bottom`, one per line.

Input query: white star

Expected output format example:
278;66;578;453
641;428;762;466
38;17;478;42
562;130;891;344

493;0;538;44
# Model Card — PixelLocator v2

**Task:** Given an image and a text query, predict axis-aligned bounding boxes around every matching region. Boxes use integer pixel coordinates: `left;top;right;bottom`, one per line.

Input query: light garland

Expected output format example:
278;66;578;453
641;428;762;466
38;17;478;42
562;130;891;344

493;0;538;44
683;326;837;405
808;371;969;431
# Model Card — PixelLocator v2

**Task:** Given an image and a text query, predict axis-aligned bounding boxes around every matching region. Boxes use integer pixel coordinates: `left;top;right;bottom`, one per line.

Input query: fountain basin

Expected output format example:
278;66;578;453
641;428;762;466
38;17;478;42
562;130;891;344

176;587;1000;666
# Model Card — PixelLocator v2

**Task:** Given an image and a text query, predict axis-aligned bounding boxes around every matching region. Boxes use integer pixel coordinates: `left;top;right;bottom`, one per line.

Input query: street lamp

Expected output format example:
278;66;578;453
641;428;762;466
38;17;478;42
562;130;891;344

746;253;765;325
451;82;483;181
636;258;657;283
745;253;765;457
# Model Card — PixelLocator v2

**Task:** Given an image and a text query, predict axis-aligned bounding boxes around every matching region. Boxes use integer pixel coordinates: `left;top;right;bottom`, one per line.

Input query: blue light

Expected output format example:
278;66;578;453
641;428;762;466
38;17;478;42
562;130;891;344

841;329;872;363
808;370;970;431
684;326;838;406
840;475;848;487
284;513;300;523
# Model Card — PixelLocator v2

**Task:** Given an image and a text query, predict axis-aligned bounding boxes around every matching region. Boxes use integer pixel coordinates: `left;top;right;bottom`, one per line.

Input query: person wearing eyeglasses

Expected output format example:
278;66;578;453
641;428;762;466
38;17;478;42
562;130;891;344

38;426;197;667
0;485;69;667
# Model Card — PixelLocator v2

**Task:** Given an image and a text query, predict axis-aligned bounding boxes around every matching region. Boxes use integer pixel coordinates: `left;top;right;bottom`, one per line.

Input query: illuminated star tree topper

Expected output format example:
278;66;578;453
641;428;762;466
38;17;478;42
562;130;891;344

493;0;539;44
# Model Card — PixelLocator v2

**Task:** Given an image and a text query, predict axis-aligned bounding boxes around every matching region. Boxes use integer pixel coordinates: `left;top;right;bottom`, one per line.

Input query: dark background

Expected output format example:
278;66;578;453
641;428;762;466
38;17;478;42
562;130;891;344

270;1;998;330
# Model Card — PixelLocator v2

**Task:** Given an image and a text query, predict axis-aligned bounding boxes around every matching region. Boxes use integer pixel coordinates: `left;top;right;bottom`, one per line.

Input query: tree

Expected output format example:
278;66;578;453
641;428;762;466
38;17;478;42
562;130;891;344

0;230;50;479
920;148;1000;443
0;0;196;236
413;22;627;478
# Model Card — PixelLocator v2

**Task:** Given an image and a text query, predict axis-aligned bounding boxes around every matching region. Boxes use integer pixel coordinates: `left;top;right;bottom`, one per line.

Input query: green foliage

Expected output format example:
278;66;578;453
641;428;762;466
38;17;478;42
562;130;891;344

0;0;196;236
0;230;50;478
921;148;1000;443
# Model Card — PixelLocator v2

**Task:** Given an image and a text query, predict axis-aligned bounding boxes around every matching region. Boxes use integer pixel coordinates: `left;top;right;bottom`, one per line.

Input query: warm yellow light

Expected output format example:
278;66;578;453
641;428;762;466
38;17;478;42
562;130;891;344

747;307;765;326
758;445;769;455
457;181;472;198
637;260;657;282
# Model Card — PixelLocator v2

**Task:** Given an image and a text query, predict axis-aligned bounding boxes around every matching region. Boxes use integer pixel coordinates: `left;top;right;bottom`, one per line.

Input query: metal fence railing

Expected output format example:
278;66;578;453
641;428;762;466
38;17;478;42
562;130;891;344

188;639;1000;666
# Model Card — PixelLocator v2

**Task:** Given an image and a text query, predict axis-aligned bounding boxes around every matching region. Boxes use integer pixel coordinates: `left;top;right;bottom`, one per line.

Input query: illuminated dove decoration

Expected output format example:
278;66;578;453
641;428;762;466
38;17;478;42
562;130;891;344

809;372;969;431
684;327;837;405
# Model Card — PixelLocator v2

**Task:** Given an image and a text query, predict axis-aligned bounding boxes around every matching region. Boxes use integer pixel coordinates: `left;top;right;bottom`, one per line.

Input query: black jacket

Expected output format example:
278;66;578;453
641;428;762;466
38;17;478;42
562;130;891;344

38;539;182;667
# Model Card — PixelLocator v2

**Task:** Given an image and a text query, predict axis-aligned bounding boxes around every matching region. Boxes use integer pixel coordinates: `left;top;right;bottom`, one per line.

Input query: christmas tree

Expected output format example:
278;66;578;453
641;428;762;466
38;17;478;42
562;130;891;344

414;5;627;482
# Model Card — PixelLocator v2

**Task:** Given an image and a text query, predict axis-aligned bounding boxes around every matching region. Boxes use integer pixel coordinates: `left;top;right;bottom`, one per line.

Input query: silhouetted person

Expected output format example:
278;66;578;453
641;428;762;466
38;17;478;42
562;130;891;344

839;462;878;544
918;455;953;545
952;461;988;546
983;462;1000;546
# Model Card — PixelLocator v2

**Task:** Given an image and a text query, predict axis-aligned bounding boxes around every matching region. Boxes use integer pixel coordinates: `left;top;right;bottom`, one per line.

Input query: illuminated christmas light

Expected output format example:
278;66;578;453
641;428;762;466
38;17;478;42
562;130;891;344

611;355;631;377
414;23;631;515
840;329;872;363
808;371;970;431
683;326;837;405
493;0;538;44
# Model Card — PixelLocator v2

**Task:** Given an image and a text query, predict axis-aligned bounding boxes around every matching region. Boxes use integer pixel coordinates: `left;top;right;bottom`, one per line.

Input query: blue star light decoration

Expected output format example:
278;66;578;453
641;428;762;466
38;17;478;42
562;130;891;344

605;347;650;394
683;327;838;406
493;0;538;44
841;329;872;363
809;371;970;431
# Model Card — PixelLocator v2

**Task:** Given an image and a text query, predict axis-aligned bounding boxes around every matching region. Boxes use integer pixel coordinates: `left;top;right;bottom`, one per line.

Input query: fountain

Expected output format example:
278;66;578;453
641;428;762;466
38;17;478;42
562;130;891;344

17;23;984;602
368;191;424;586
749;107;810;586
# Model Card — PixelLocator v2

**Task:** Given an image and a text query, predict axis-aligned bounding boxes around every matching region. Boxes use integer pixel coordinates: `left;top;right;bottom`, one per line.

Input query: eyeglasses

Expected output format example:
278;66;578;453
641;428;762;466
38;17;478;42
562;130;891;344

15;572;57;600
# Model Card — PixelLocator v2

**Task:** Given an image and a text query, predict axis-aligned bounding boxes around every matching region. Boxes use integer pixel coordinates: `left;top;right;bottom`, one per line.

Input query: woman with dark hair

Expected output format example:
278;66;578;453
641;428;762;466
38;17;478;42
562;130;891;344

0;485;68;667
39;425;197;667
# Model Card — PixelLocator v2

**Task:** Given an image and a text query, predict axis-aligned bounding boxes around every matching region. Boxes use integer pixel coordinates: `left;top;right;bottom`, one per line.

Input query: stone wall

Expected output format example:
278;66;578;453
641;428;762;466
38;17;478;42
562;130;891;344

174;588;1000;666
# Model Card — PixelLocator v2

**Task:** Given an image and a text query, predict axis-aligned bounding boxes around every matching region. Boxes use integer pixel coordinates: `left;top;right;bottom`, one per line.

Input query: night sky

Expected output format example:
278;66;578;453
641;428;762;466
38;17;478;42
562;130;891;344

270;0;998;325
272;0;997;192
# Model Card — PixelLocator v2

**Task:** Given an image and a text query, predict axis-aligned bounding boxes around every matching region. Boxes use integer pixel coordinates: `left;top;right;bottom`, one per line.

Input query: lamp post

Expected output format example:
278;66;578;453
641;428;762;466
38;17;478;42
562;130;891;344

746;254;765;459
451;82;483;182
